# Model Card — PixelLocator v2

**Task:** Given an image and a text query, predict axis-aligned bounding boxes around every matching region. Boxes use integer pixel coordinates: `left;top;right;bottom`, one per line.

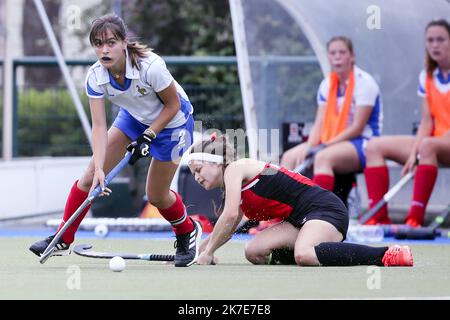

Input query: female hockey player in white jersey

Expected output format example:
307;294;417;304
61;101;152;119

30;13;202;267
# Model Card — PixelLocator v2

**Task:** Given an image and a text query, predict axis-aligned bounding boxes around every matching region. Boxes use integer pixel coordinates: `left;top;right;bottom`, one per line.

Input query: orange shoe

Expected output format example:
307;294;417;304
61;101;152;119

190;214;214;233
365;216;392;225
382;245;414;267
405;218;422;228
248;218;283;235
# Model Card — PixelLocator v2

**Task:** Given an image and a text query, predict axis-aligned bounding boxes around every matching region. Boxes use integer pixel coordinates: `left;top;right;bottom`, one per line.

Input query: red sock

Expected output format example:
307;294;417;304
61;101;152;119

405;165;438;225
364;166;390;224
158;191;194;235
57;180;90;244
313;174;335;191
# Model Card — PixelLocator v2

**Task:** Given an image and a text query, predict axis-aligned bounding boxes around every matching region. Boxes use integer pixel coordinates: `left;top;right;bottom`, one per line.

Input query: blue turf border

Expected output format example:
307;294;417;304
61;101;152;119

1;228;450;244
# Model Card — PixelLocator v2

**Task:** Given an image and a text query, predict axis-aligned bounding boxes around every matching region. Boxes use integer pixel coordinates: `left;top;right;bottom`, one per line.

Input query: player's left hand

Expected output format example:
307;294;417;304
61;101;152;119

89;168;112;197
197;251;218;265
126;131;153;165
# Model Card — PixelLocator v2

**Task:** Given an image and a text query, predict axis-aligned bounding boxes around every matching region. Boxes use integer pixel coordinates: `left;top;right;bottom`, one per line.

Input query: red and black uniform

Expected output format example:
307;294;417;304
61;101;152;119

240;163;349;238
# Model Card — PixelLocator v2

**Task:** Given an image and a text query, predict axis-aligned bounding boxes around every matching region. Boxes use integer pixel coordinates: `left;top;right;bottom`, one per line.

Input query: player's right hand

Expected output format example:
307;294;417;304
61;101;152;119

305;143;327;159
401;153;418;176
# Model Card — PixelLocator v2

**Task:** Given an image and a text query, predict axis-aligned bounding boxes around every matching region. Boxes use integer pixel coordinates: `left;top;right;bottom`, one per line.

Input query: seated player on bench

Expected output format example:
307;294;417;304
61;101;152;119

280;36;382;194
364;19;450;227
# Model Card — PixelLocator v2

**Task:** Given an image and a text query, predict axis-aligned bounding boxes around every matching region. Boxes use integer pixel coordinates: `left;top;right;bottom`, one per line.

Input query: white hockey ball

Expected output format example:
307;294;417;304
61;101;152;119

109;256;126;272
94;224;109;238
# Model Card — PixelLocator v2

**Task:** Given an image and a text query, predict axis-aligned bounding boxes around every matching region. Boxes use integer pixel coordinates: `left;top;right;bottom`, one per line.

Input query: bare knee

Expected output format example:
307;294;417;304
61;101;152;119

314;150;332;169
280;153;291;166
365;139;383;159
418;137;437;158
244;242;269;265
281;144;308;168
280;149;298;169
365;139;391;167
294;247;319;266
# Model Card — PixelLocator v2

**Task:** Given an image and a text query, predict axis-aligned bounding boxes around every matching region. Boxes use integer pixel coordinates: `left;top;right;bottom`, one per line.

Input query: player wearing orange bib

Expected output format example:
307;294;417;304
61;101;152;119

364;19;450;227
281;36;382;193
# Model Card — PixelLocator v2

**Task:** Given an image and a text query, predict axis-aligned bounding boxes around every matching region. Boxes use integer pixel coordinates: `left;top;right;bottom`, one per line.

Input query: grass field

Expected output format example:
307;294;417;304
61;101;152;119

2;235;450;300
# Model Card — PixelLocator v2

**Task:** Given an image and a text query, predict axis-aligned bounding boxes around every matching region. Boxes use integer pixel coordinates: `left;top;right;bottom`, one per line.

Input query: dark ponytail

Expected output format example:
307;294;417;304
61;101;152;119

127;41;151;69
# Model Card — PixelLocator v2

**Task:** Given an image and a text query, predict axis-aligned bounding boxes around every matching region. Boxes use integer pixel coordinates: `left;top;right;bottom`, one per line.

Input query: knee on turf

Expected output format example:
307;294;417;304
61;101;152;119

244;241;269;265
294;247;317;266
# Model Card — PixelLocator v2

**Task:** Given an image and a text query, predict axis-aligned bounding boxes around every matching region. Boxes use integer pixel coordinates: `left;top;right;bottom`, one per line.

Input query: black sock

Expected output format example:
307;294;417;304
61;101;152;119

314;242;388;266
269;248;296;265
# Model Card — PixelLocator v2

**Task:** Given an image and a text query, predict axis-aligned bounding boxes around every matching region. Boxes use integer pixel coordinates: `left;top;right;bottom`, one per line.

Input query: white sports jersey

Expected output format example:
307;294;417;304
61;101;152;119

316;65;383;138
418;68;450;98
85;50;192;128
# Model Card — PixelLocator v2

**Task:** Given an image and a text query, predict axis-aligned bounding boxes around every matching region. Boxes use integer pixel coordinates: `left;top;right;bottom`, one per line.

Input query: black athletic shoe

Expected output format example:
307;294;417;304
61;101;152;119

173;219;203;267
29;235;71;257
268;248;296;265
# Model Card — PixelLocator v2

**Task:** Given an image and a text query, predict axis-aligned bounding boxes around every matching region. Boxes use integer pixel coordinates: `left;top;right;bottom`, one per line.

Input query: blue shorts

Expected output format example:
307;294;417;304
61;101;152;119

112;108;194;162
350;136;369;169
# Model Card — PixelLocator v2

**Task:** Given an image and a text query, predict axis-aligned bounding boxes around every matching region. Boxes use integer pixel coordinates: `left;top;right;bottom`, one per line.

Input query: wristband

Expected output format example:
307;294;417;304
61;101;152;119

144;128;157;139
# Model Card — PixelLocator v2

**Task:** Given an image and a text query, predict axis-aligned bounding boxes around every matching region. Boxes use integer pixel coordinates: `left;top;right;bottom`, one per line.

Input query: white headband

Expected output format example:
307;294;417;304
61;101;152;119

186;152;224;164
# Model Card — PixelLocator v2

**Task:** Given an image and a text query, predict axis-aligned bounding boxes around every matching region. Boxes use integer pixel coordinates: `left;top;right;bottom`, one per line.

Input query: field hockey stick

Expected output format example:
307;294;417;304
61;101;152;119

39;152;132;264
394;204;450;240
358;170;415;225
73;244;175;261
428;203;450;230
294;156;314;174
394;227;450;240
393;226;437;240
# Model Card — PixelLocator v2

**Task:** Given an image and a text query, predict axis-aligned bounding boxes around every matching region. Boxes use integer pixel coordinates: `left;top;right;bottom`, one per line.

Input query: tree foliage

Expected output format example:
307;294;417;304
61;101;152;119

123;0;235;57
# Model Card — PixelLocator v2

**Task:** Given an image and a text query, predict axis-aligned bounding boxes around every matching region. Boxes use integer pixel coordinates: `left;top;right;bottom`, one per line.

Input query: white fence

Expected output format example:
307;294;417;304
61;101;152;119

0;157;90;219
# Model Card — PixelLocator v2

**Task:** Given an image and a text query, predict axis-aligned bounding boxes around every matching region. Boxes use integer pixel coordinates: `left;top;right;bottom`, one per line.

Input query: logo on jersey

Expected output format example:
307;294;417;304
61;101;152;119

136;85;147;96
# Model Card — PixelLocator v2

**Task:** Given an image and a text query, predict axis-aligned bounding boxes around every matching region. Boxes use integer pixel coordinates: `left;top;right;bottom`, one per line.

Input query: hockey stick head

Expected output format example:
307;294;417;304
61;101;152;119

73;244;175;261
73;243;125;259
37;153;131;264
39;246;56;264
75;243;93;252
